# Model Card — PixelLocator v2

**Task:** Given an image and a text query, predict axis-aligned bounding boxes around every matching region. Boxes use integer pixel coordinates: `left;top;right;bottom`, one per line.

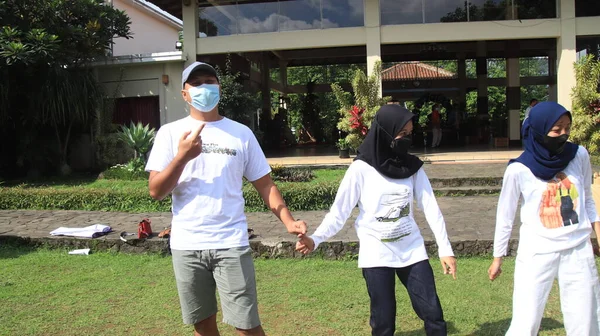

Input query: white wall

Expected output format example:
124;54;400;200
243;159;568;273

98;61;187;126
112;0;180;56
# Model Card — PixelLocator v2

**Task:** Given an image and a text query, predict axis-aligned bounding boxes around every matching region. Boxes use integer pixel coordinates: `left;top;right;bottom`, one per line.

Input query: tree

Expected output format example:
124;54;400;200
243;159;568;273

332;61;391;150
0;0;131;177
215;55;259;127
570;55;600;156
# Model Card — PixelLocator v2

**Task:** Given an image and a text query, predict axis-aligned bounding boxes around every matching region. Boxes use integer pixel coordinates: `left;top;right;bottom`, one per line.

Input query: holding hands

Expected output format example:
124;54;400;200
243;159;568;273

296;235;315;255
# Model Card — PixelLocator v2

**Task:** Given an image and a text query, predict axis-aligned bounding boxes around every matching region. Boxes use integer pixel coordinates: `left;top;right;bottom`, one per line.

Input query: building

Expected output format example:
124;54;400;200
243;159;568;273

109;0;600;146
95;0;188;130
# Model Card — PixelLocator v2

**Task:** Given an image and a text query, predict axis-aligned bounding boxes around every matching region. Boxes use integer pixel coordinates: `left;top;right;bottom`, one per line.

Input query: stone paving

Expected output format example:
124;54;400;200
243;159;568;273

1;161;598;258
0;196;509;246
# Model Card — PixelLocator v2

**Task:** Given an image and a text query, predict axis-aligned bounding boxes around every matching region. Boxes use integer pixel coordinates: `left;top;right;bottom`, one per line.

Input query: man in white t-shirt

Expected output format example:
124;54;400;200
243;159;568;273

145;62;307;336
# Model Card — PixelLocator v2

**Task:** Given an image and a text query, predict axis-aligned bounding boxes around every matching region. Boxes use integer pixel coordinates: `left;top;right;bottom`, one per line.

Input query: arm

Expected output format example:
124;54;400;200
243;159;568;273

582;149;600;224
581;149;600;245
414;168;453;257
148;157;188;200
251;174;305;234
297;165;362;253
492;166;521;258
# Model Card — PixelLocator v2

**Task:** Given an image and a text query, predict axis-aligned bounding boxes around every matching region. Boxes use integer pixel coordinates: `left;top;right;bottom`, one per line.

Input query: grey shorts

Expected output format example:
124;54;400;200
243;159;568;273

171;246;260;329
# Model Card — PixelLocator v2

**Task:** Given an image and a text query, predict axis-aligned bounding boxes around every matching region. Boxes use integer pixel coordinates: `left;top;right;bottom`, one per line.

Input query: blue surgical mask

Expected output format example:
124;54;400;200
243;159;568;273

186;84;220;112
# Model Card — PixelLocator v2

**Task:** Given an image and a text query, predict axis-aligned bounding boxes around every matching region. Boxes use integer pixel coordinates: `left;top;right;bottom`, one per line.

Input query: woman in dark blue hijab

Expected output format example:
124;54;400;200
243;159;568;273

511;101;579;180
489;101;600;335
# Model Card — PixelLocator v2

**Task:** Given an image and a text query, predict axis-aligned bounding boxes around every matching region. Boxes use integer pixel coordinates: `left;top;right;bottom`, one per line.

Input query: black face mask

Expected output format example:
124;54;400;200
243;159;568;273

542;134;569;156
390;136;412;156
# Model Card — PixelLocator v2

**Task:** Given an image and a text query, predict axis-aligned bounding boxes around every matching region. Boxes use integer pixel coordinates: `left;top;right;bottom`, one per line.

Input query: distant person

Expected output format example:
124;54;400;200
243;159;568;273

524;98;538;120
430;103;442;148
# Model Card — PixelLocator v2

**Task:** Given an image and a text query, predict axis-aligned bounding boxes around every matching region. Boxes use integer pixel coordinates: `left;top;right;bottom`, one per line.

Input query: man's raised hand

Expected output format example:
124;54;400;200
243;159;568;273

177;123;205;162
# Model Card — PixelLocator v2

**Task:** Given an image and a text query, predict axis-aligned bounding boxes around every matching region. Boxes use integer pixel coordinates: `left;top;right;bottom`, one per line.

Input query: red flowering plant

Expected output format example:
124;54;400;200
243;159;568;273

331;61;390;150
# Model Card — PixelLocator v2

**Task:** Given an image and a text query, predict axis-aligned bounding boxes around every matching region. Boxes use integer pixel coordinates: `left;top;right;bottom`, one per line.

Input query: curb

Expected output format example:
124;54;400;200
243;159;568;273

0;235;520;258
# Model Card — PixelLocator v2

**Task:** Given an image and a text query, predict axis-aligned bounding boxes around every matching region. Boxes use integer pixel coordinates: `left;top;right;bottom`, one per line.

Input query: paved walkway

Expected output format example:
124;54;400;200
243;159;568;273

1;162;598;249
267;149;523;166
0;196;508;243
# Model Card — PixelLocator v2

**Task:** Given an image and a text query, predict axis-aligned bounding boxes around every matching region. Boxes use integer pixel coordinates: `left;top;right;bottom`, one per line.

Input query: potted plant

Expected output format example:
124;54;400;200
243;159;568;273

336;138;350;158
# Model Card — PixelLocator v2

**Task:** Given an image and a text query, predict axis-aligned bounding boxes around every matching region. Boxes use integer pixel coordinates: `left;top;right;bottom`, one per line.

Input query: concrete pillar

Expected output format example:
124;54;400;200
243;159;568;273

364;0;382;96
556;0;577;110
458;55;467;110
476;41;488;115
548;51;558;101
164;61;187;123
260;52;271;133
507;57;521;144
182;0;199;68
279;60;288;91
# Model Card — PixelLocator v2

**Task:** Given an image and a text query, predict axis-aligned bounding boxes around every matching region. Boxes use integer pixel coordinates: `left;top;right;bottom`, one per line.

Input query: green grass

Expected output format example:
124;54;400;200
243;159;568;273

0;246;577;336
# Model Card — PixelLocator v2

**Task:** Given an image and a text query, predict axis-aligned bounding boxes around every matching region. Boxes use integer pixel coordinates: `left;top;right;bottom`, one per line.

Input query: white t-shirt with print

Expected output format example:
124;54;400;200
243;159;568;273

145;116;271;251
494;146;600;257
310;160;454;268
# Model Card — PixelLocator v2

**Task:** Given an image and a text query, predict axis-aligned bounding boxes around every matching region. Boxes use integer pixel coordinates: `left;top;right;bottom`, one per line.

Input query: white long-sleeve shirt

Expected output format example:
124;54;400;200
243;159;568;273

310;160;454;268
493;146;600;257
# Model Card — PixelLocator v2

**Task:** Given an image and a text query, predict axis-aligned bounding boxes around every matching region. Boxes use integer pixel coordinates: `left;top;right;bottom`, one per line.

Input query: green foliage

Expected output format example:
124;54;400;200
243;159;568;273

0;181;338;212
336;138;350;150
332;61;391;149
216;55;260;126
118;122;156;160
0;0;131;67
95;133;131;168
100;160;149;181
0;0;132;177
570;55;600;154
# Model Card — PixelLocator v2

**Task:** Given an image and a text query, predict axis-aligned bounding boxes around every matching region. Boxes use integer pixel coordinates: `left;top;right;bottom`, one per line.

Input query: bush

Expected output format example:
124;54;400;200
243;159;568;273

99;158;148;180
570;55;600;154
270;164;315;182
0;181;340;213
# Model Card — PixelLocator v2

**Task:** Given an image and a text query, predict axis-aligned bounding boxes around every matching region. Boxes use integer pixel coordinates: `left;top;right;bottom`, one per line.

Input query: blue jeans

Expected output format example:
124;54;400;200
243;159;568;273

362;260;447;336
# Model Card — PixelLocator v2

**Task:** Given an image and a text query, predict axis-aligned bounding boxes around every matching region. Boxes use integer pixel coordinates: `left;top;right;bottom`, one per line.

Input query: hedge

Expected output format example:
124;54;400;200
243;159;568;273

0;181;340;213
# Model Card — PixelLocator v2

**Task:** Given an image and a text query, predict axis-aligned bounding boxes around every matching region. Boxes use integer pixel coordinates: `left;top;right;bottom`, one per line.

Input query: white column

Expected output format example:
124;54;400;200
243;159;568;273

364;0;382;96
507;58;521;141
556;0;576;110
164;62;186;123
182;0;199;68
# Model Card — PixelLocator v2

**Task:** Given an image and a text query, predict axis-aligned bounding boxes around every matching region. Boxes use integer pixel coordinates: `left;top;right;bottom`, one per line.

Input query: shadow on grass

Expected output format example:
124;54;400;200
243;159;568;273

395;321;458;335
0;240;36;259
469;318;563;335
395;318;563;335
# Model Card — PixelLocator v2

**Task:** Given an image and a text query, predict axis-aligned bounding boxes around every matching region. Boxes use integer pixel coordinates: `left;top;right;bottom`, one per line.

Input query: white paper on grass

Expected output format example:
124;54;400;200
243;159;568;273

68;248;90;255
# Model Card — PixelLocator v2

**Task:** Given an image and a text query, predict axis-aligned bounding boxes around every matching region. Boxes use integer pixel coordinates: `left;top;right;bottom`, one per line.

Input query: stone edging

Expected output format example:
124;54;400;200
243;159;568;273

0;235;519;258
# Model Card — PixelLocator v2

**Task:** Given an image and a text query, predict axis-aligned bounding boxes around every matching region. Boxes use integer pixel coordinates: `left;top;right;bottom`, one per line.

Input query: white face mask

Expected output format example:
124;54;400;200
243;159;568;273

186;84;220;112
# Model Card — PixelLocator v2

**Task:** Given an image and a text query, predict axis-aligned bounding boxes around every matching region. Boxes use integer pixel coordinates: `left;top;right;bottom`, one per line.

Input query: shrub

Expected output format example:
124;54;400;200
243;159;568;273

0;181;339;213
269;165;314;182
100;164;148;181
570;55;600;154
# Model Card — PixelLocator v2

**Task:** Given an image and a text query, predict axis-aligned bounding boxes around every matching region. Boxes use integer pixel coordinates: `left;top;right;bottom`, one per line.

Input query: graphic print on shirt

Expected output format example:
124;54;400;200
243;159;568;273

375;189;413;242
539;172;579;229
202;143;237;156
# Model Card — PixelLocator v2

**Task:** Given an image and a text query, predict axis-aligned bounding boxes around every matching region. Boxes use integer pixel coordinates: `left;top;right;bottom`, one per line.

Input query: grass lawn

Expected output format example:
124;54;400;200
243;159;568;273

0;246;579;336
